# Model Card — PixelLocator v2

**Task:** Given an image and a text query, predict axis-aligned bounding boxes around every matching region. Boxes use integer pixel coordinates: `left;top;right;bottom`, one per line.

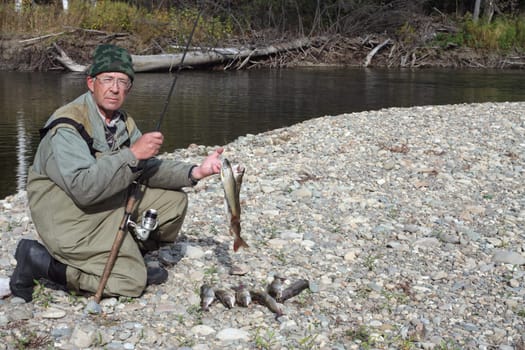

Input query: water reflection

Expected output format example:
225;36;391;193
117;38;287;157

1;68;525;198
16;113;30;194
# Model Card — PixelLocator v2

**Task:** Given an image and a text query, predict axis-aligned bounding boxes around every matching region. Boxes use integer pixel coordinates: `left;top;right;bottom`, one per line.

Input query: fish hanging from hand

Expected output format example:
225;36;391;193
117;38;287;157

220;158;249;252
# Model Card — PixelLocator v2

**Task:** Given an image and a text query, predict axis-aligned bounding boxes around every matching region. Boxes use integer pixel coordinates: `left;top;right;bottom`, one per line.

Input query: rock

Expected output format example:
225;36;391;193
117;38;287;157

431;271;448;280
181;244;205;259
492;251;525;265
84;300;102;314
0;277;10;298
413;237;441;248
215;328;250;341
229;263;250;275
267;238;287;249
40;307;67;319
191;325;216;336
279;230;303;240
290;188;312;201
9;305;33;320
70;323;98;348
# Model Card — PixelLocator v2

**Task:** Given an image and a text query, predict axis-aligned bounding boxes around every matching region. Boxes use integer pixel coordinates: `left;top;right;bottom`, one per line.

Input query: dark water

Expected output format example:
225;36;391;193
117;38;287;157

1;68;524;198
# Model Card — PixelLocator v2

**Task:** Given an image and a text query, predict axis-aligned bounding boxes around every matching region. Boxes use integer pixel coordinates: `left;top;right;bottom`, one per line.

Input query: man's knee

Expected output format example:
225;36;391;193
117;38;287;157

166;190;188;218
138;189;188;244
142;188;188;217
66;262;147;298
158;191;188;241
106;264;147;297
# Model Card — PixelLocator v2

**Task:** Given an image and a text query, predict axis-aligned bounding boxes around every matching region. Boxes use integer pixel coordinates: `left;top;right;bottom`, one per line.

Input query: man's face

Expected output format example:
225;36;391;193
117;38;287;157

87;72;132;119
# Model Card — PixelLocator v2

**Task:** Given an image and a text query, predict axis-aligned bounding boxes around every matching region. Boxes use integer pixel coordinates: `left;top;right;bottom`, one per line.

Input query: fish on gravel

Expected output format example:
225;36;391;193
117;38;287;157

220;157;249;252
235;284;251;307
267;274;286;302
250;289;284;317
200;284;215;311
215;289;236;309
280;279;310;302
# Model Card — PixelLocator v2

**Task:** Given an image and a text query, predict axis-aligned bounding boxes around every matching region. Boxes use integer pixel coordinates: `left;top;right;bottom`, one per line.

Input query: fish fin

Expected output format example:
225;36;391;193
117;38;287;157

233;236;249;252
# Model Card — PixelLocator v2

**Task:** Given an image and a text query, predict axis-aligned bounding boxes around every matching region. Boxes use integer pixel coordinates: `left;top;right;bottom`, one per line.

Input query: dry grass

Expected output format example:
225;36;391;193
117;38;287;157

0;1;231;46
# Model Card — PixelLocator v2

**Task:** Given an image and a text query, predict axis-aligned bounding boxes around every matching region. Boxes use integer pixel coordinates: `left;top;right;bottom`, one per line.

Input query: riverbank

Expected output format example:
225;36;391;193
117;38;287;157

2;31;525;72
0;102;524;349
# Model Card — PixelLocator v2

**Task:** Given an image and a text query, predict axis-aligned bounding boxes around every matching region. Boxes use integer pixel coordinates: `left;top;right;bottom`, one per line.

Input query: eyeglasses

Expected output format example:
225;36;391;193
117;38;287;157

95;76;132;90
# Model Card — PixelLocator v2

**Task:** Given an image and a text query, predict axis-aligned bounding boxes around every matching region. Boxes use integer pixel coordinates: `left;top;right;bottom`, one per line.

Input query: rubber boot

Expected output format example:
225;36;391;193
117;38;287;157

146;266;168;285
9;239;67;302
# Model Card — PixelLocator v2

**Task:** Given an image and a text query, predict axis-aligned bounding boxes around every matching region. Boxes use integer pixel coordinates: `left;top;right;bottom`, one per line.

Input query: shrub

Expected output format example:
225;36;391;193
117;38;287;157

0;0;232;45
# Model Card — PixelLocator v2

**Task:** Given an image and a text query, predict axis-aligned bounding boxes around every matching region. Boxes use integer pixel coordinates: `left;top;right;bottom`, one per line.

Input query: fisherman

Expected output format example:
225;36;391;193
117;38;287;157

9;44;223;302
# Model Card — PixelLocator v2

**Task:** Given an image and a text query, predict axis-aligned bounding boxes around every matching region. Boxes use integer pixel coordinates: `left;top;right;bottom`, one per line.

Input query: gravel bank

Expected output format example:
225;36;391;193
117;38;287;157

0;102;524;349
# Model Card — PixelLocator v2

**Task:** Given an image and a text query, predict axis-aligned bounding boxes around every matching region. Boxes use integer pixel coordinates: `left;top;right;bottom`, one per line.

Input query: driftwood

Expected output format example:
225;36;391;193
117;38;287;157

364;38;391;67
55;37;314;73
19;32;68;46
19;28;123;47
62;26;130;37
53;43;87;72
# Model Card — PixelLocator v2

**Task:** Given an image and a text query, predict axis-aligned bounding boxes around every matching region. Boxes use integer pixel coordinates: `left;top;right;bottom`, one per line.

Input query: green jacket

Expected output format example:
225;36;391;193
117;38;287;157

27;92;194;243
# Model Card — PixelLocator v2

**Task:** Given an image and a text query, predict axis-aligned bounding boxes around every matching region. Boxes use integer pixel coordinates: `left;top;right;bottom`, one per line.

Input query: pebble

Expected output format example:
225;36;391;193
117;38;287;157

0;277;9;298
215;328;250;341
191;325;216;336
229;263;249;275
492;250;525;265
40;307;67;319
0;102;524;349
181;244;205;259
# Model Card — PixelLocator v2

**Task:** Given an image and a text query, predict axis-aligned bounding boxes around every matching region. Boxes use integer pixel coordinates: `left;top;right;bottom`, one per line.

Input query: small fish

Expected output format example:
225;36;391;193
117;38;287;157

235;285;251;307
200;284;215;311
215;289;236;309
220;158;249;252
280;279;310;302
250;289;284;317
267;274;286;302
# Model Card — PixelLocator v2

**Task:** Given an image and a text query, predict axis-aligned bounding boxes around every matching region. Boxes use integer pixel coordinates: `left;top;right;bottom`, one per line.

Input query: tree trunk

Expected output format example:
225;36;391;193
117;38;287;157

483;0;495;23
473;0;482;22
54;37;316;72
364;39;391;67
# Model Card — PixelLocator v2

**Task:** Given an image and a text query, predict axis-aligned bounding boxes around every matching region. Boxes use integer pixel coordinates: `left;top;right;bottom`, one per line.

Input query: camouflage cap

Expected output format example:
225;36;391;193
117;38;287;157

87;44;135;81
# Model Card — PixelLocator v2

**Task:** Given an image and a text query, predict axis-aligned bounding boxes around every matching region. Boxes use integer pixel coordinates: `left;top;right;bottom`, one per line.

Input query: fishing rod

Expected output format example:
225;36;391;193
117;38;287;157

155;9;202;131
94;9;203;304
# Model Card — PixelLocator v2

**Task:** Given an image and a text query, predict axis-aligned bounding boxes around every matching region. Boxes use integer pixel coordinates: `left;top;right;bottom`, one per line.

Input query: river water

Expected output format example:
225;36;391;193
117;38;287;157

1;68;524;198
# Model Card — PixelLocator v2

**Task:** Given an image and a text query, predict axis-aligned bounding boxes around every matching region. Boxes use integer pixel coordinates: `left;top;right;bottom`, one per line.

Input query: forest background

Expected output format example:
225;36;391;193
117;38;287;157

1;0;525;71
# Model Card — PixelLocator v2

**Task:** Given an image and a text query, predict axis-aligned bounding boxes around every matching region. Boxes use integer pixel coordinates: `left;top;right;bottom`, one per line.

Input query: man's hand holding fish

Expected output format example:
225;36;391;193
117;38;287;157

189;147;224;183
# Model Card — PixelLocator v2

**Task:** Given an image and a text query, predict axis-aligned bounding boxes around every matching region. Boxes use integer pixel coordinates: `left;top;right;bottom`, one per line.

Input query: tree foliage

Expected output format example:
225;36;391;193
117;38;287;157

5;0;525;38
119;0;525;39
3;0;525;51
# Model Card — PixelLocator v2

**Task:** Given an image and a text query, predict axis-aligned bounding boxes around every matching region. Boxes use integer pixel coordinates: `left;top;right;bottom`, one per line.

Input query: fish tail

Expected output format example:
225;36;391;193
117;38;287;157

229;217;241;236
233;236;249;252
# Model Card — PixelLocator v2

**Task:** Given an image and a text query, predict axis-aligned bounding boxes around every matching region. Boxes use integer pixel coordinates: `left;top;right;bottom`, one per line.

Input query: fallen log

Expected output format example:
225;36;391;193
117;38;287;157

364;38;391;67
54;37;315;73
20;32;68;46
53;43;87;73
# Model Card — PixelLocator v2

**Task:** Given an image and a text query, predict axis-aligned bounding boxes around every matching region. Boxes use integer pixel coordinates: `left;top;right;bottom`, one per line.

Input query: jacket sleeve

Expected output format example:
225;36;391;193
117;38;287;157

47;127;141;207
47;127;195;208
138;157;196;189
127;121;197;189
